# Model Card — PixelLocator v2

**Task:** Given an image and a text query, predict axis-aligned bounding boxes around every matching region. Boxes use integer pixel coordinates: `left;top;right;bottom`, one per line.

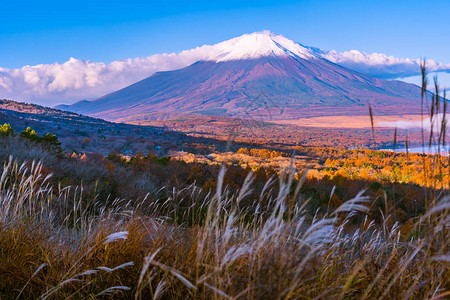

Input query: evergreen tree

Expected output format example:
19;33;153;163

19;127;39;141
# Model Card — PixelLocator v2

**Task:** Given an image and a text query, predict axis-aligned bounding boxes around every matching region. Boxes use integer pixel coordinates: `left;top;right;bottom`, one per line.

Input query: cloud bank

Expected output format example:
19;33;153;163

0;49;216;106
322;50;450;79
1;32;449;106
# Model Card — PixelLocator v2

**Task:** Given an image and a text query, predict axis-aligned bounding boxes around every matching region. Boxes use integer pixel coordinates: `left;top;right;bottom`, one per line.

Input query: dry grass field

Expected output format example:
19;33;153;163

0;156;448;299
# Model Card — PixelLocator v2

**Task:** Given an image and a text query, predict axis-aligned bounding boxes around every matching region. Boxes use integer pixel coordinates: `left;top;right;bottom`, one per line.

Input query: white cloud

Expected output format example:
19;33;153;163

0;43;234;106
0;54;206;106
322;49;450;79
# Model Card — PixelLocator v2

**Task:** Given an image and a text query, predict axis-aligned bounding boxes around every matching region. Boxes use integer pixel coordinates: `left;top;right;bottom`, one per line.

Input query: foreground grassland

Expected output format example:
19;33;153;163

0;133;448;299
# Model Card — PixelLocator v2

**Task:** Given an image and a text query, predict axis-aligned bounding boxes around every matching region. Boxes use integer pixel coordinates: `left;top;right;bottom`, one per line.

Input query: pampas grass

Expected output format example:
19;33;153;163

0;156;448;299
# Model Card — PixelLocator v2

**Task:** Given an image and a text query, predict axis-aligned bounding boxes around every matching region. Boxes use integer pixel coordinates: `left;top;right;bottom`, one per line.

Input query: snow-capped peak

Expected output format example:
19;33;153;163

189;31;315;62
212;31;314;61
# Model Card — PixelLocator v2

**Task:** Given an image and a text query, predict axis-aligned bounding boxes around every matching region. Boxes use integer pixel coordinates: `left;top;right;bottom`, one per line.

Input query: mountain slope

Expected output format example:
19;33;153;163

0;99;198;155
62;32;424;122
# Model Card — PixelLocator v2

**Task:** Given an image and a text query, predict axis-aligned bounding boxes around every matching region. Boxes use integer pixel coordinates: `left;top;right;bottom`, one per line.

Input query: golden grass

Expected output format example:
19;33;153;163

0;156;448;299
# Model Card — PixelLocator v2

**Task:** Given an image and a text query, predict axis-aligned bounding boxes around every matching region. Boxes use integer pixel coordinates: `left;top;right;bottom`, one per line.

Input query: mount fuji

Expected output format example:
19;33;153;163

60;32;424;122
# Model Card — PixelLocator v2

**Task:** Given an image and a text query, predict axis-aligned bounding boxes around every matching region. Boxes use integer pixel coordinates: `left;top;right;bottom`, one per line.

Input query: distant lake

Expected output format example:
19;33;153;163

379;145;450;155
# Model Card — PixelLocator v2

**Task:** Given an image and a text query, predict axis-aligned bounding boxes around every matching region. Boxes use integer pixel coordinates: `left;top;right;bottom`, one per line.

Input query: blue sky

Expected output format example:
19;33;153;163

1;0;449;68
